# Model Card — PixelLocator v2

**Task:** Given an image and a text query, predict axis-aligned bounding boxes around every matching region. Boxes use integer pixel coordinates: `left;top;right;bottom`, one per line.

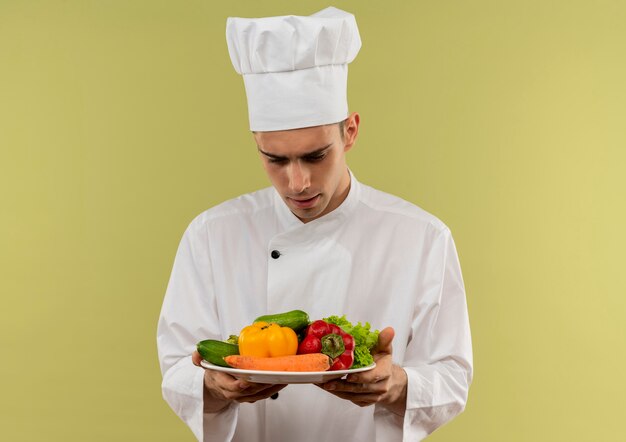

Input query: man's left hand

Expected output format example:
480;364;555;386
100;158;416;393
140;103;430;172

316;327;407;416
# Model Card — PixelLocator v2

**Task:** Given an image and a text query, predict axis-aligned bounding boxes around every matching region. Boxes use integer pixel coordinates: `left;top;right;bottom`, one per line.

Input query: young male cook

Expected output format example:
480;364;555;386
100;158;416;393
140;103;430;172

157;7;473;441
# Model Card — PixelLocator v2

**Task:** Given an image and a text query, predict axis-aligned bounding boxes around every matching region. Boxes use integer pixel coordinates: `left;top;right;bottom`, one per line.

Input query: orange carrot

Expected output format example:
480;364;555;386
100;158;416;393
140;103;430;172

224;353;330;372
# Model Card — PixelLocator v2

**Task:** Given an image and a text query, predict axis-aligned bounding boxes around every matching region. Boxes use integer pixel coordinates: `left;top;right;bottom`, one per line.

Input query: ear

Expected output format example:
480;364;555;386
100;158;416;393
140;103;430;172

343;112;360;153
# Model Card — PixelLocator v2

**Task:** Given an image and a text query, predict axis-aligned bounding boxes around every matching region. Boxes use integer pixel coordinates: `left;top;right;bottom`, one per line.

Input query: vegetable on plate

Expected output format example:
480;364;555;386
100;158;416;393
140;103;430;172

238;321;299;358
298;320;356;371
253;309;310;333
196;339;239;367
224;353;330;372
323;315;379;369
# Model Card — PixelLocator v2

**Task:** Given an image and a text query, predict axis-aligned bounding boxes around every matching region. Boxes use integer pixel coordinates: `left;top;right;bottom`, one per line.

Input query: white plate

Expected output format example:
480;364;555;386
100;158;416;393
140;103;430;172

200;360;376;384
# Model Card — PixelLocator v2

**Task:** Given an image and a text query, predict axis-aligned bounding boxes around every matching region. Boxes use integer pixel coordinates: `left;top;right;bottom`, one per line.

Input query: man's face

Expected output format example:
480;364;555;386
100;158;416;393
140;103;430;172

254;119;356;223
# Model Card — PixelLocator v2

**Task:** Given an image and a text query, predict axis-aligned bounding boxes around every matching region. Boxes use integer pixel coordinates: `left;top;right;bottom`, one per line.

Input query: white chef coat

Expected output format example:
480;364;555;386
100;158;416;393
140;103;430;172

157;171;473;441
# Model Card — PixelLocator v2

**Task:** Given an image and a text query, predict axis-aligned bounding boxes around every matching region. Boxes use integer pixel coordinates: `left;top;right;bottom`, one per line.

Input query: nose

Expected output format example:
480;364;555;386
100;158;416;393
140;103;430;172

287;161;311;194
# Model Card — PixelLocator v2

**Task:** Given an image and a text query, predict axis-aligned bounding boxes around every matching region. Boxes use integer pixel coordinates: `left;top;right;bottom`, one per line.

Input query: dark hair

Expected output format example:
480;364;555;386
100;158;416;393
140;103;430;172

337;119;345;141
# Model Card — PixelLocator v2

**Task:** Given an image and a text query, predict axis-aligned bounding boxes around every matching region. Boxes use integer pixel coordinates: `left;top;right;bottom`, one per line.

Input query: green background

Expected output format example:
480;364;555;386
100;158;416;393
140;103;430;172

1;0;625;440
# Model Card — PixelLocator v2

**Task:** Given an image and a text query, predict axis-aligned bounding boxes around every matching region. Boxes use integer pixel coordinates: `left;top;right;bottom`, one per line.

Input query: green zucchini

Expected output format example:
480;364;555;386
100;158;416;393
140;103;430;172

197;339;239;367
253;309;310;332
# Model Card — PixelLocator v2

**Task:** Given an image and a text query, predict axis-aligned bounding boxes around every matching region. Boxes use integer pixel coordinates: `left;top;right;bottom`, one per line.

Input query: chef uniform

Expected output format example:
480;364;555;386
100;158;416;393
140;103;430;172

157;7;472;442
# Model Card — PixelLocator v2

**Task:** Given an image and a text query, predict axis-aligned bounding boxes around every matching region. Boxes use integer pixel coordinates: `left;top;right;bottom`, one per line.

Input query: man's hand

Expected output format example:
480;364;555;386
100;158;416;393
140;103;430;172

192;351;287;413
315;327;408;416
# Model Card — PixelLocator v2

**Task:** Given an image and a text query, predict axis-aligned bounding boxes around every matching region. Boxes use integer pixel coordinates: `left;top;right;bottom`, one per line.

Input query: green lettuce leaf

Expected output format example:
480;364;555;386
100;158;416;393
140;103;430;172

324;315;379;369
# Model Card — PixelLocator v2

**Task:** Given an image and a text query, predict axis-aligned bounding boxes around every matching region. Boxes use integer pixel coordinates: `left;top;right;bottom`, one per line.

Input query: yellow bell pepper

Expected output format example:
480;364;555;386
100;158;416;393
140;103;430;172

238;321;298;358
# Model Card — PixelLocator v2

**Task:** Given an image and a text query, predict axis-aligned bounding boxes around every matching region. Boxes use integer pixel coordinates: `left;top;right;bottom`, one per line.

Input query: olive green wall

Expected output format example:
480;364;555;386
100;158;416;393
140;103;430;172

1;1;624;440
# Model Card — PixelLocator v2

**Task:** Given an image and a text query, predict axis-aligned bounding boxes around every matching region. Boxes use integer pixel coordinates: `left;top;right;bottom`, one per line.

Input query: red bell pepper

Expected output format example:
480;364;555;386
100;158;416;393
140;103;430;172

297;320;355;370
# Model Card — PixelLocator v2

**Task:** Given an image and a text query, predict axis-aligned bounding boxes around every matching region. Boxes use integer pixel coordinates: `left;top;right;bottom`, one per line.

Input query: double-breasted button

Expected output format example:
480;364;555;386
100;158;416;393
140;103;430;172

271;250;281;259
271;393;279;400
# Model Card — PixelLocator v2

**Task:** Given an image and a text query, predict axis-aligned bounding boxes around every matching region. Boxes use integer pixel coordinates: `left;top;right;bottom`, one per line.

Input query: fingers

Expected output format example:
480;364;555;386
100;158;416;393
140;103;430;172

321;378;388;395
345;370;385;385
317;380;386;407
316;377;390;408
192;351;202;367
236;384;287;404
205;369;287;403
315;347;396;408
374;327;395;355
346;365;385;383
212;372;250;393
194;352;259;396
320;390;383;407
346;353;392;384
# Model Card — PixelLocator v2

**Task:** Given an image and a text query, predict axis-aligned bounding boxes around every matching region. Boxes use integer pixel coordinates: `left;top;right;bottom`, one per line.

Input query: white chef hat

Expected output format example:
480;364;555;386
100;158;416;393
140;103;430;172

226;6;361;132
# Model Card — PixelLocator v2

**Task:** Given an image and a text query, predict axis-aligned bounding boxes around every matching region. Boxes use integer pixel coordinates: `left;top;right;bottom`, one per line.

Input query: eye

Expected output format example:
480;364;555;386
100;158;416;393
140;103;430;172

268;158;287;164
304;153;326;163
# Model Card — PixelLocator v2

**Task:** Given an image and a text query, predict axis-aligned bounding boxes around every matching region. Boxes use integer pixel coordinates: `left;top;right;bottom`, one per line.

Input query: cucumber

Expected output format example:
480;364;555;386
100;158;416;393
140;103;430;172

253;309;310;332
197;339;239;367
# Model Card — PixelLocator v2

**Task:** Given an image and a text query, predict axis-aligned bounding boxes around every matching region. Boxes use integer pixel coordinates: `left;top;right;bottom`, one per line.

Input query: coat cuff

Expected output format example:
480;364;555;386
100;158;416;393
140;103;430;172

161;356;239;441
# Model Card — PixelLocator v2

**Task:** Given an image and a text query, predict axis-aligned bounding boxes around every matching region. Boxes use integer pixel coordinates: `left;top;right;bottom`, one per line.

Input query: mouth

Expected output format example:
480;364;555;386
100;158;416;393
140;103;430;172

288;194;320;209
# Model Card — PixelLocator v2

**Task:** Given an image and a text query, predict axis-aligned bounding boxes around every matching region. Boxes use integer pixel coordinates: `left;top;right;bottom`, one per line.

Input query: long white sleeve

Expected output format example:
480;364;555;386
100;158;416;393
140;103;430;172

157;216;239;441
376;227;473;441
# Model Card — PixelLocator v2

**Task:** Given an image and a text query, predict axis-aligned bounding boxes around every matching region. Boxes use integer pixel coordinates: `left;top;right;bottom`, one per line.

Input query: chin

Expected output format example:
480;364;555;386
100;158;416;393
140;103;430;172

292;206;324;221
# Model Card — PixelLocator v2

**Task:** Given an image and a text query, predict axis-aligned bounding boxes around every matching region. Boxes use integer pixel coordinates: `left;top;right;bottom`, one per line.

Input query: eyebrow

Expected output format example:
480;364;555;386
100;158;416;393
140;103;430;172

257;143;333;161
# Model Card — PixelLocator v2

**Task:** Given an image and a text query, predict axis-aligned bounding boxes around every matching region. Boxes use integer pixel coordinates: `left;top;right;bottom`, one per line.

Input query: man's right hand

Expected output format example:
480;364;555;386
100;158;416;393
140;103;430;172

192;351;287;413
